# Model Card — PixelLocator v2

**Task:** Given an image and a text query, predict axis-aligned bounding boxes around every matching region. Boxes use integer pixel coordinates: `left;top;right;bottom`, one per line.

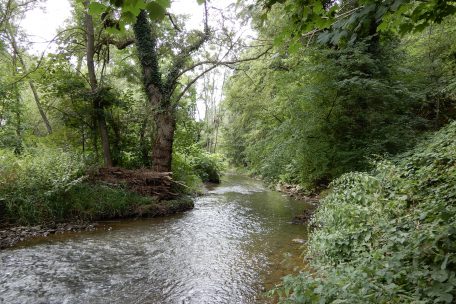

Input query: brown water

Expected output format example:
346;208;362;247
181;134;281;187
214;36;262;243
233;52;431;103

0;174;308;304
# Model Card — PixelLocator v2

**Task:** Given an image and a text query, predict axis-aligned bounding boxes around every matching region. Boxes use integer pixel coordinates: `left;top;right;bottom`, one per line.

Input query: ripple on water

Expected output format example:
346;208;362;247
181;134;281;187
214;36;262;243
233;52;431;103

0;175;308;304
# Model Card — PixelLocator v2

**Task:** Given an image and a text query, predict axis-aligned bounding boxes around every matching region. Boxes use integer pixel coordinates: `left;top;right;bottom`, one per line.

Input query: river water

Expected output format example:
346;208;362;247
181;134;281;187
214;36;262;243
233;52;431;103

0;174;308;304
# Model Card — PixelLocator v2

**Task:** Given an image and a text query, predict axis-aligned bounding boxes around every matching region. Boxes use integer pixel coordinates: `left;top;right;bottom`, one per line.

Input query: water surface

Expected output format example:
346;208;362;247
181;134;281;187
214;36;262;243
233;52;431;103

0;174;308;304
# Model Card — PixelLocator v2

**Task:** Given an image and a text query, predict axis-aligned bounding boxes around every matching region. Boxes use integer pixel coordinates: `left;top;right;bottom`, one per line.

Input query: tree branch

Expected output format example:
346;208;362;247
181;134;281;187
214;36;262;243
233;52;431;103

174;46;273;83
6;27;81;87
166;13;181;32
101;36;135;50
163;0;210;96
173;64;218;105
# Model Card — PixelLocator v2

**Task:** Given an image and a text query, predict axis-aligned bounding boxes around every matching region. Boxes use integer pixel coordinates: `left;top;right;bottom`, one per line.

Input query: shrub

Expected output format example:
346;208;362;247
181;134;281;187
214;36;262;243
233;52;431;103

172;146;225;190
273;121;456;303
171;151;203;191
189;151;225;183
0;147;85;224
0;147;173;224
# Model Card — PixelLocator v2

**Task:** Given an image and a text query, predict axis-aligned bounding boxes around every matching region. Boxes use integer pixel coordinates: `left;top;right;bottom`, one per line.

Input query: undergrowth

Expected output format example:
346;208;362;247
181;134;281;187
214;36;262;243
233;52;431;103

273;121;456;303
0;147;190;225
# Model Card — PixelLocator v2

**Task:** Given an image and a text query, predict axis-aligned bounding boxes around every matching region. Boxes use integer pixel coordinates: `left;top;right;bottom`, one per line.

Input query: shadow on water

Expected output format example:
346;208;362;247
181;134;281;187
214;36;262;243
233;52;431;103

0;174;310;304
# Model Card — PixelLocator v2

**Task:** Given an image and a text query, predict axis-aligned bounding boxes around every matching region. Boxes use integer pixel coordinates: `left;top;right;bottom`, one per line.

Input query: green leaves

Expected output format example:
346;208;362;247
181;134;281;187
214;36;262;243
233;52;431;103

263;0;456;46
273;121;456;303
156;0;171;8
88;2;107;15
122;0;147;16
146;2;166;20
86;0;174;27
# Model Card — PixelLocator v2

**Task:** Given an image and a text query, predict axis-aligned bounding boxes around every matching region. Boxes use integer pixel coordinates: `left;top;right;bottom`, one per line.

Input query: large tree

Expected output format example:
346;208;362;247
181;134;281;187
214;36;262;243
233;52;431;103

86;0;269;172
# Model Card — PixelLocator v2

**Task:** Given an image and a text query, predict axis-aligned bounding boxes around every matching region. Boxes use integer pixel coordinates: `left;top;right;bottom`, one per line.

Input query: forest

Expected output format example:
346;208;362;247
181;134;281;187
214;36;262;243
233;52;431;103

0;0;455;303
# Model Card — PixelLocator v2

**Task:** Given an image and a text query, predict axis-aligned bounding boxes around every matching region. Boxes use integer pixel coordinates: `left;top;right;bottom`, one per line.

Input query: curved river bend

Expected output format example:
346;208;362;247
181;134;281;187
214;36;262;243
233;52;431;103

0;174;308;304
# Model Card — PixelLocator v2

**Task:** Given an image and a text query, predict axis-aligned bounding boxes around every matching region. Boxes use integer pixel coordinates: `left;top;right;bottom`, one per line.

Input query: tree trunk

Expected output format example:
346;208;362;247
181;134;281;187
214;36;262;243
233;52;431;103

9;31;52;135
84;0;112;167
134;10;176;172
152;109;176;172
139;117;150;166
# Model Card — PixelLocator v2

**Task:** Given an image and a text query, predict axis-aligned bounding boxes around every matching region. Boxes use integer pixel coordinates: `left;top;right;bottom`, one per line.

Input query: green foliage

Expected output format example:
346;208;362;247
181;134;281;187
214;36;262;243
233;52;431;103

0;147;85;224
273;121;456;303
0;146;164;224
262;0;456;47
86;0;176;34
171;151;202;191
190;150;224;183
223;36;428;189
172;145;225;190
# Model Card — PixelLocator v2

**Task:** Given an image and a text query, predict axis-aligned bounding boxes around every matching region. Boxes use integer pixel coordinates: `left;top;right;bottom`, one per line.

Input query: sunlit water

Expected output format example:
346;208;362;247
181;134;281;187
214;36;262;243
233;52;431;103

0;174;309;304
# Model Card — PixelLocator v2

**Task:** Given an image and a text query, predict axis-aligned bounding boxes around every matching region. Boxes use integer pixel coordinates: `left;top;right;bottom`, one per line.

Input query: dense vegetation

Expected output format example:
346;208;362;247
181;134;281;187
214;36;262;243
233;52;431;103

1;0;456;302
218;0;456;302
221;1;455;303
274;121;456;303
0;0;225;225
222;14;456;189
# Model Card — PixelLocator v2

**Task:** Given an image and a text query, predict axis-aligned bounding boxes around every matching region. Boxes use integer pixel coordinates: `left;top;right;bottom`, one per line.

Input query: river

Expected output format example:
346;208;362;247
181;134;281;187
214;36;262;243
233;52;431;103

0;174;309;304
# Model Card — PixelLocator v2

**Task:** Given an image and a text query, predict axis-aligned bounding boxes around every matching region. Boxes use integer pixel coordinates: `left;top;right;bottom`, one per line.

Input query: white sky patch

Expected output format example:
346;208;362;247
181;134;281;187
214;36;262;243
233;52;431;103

22;0;72;54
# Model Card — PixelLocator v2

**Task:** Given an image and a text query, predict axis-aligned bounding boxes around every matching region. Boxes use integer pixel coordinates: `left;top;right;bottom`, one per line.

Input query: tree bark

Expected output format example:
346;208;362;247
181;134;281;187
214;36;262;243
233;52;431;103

84;0;112;167
152;109;176;172
134;10;175;172
133;3;210;172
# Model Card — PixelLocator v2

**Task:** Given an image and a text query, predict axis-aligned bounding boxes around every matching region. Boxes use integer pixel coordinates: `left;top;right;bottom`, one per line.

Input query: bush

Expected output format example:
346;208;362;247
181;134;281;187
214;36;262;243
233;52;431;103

190;151;224;183
172;146;225;190
0;147;85;224
0;147;157;225
273;121;456;303
172;151;203;191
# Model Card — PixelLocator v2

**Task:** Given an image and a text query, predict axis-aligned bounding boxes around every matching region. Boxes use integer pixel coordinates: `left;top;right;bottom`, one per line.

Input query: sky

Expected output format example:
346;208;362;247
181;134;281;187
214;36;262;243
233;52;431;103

23;0;235;54
22;0;72;55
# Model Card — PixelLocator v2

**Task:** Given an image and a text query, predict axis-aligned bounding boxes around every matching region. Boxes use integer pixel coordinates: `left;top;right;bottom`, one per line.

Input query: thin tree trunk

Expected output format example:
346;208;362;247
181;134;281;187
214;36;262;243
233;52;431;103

84;0;112;167
9;31;52;135
11;51;23;154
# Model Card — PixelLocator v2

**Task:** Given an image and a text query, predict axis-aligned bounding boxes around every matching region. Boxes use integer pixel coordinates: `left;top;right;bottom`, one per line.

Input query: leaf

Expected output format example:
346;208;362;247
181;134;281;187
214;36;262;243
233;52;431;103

88;2;107;15
196;0;205;5
156;0;171;8
146;2;166;20
121;11;137;23
122;0;146;16
431;269;448;283
390;0;404;11
438;293;453;304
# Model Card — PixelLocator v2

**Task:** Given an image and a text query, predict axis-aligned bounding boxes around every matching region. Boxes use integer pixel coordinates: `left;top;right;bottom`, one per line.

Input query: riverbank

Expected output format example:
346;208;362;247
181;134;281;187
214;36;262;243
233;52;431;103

0;195;194;250
273;182;323;225
0;173;308;303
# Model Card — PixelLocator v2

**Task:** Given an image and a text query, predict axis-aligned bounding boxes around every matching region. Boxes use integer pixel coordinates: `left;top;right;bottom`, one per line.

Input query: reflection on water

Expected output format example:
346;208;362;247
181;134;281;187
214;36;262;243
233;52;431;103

0;174;309;304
